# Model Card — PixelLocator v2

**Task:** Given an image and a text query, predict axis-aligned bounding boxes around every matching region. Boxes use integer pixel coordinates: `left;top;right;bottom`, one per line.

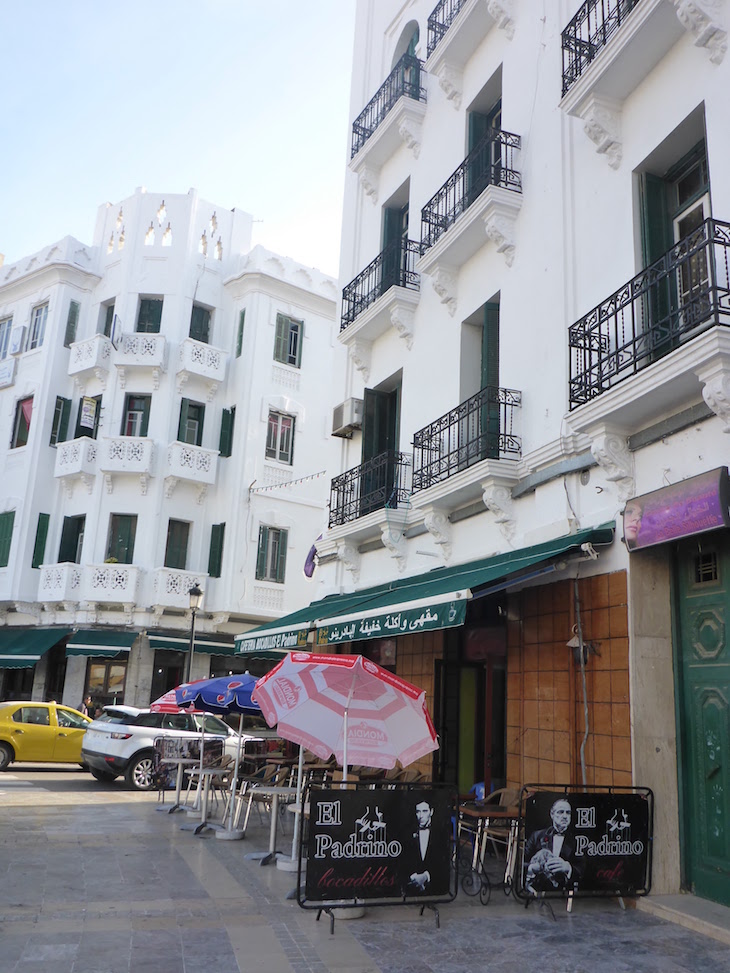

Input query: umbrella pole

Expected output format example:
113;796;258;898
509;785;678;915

290;744;305;861
342;707;348;784
217;715;245;840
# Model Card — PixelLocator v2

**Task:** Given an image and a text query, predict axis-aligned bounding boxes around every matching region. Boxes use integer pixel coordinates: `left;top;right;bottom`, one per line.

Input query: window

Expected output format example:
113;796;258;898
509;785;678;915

136;298;163;333
32;513;50;569
27;304;48;351
178;399;204;446
235;309;245;358
64;301;80;347
164;519;190;570
266;411;295;464
189;304;211;343
219;407;235;457
0;316;13;359
121;394;150;437
100;302;115;338
58;515;85;563
106;514;137;564
0;511;14;567
208;523;225;578
256;525;287;583
11;396;33;448
13;706;49;726
274;313;303;367
75;395;101;439
50;397;71;446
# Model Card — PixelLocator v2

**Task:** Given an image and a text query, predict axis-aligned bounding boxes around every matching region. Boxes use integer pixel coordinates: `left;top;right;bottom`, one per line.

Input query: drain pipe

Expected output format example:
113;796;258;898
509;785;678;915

573;577;589;791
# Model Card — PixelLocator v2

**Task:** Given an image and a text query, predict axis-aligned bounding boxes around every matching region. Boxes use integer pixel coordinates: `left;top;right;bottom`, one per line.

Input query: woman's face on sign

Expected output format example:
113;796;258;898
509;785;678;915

624;504;642;540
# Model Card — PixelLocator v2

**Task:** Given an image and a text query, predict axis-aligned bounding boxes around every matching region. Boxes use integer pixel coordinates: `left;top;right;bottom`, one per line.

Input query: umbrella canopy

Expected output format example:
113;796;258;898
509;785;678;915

252;652;438;771
149;681;207;713
175;674;260;715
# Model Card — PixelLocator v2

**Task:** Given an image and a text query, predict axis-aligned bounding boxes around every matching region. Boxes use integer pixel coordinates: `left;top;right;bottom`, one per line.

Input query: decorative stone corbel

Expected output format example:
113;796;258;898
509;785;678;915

196;484;208;505
348;339;372;383
337;541;361;584
398;116;422;158
104;473;114;494
482;482;516;539
211;612;230;626
390;305;415;349
484;215;516;266
482;190;521;266
697;355;730;431
430;267;458;316
176;372;190;395
487;0;516;38
152;367;163;390
73;376;86;396
139;473;150;496
94;368;108;390
423;509;453;561
434;62;463;109
205;381;218;402
13;601;42;621
579;95;622;170
591;429;634;500
164;476;178;499
358;165;380;203
673;0;727;63
0;608;8;626
381;524;407;572
122;603;135;625
80;473;94;494
117;366;127;389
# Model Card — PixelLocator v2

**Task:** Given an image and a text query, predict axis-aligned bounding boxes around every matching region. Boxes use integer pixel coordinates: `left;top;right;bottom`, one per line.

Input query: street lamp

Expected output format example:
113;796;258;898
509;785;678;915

184;584;204;683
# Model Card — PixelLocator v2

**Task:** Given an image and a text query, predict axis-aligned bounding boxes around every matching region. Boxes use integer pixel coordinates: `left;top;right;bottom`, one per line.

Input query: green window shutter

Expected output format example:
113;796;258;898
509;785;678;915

64;302;80;347
50;397;71;446
195;403;205;446
639;173;672;267
236;310;245;358
274;315;287;363
32;513;50;569
295;321;304;367
219;407;234;457
141;397;150;437
164;520;189;570
255;526;269;580
178;399;189;442
482;303;500;390
190;305;210;343
208;523;225;578
275;529;288;583
0;511;15;567
59;517;81;563
108;514;137;563
137;299;163;333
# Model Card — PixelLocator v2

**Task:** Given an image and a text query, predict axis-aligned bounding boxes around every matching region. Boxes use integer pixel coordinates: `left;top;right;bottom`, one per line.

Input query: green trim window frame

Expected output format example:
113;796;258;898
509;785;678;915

0;511;15;567
27;304;49;351
11;396;33;448
266;411;295;464
164;519;190;570
50;396;72;446
189;304;211;343
208;523;225;578
31;513;50;569
235;309;245;358
136;298;163;334
121;394;150;437
255;525;288;583
64;301;80;348
273;313;303;368
58;515;85;563
219;406;235;457
0;316;12;360
106;514;137;564
178;398;205;446
101;302;115;338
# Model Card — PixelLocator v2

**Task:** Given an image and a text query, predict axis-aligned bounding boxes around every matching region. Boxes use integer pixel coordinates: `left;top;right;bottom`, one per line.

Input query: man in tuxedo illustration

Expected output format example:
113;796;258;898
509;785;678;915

524;797;581;893
407;799;439;893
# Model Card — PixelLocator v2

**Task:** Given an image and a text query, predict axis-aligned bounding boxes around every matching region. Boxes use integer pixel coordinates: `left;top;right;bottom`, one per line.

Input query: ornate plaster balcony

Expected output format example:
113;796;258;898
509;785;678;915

67;334;112;392
98;436;155;494
81;563;143;614
38;562;83;608
176;338;227;399
151;567;208;611
53;437;98;497
114;332;167;389
164;441;219;503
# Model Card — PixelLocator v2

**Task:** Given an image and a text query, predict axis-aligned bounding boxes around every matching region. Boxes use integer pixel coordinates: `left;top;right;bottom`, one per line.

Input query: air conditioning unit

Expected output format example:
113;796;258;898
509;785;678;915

332;397;363;438
9;326;26;355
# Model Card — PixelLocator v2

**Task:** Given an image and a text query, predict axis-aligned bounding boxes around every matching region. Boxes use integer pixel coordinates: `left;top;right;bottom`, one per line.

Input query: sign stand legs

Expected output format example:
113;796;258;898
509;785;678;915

419;903;440;928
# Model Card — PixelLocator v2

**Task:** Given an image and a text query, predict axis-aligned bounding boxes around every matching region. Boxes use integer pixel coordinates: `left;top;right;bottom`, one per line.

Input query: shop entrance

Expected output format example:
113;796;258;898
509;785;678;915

676;534;730;906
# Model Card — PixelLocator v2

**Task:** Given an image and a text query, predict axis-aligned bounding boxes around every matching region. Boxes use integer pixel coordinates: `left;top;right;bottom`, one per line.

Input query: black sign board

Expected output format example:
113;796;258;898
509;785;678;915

300;785;457;909
519;787;653;898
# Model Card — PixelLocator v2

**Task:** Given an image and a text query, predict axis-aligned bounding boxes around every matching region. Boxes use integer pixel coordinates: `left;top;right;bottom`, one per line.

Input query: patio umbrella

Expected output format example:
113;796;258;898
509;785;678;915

150;681;211;813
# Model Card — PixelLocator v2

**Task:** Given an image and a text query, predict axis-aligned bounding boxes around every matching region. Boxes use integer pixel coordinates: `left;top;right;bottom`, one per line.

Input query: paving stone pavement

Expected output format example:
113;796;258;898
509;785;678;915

0;773;729;973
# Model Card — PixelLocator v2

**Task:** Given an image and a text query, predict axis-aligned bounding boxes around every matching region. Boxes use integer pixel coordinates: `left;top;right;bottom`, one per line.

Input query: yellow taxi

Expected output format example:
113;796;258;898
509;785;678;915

0;701;91;770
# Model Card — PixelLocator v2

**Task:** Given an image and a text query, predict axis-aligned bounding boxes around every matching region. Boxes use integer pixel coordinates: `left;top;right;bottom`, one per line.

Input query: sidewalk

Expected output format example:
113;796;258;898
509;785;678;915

0;779;729;973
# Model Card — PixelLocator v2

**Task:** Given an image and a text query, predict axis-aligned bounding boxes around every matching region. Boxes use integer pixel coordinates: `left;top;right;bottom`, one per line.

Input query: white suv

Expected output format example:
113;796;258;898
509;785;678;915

81;706;241;791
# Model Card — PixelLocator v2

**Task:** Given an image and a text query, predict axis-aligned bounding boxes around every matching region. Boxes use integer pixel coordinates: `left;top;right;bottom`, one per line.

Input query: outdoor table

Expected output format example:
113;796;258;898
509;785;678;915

242;784;299;865
182;766;228;836
458;803;520;890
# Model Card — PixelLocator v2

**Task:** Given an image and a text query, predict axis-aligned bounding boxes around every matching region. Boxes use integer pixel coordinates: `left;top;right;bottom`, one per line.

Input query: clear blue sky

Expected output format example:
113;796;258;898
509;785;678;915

0;1;356;277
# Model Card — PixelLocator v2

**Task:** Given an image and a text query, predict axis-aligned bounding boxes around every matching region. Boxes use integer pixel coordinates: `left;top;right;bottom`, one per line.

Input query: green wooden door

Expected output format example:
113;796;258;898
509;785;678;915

676;536;730;906
360;387;399;517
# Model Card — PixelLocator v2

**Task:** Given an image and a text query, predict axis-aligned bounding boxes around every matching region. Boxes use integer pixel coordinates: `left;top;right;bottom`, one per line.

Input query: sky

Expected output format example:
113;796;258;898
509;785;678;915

0;1;357;278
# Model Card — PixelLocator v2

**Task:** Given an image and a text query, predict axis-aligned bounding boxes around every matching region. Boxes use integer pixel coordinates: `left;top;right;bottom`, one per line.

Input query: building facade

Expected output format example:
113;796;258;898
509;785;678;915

0;187;339;711
306;0;729;907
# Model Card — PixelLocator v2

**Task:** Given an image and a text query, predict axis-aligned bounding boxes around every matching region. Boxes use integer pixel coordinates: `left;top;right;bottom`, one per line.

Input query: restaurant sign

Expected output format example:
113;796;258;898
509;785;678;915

519;787;653;898
235;626;310;654
299;785;457;909
316;599;468;647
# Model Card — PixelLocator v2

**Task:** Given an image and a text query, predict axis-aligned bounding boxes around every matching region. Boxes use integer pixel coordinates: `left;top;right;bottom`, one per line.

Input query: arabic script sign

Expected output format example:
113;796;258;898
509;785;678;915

316;599;468;646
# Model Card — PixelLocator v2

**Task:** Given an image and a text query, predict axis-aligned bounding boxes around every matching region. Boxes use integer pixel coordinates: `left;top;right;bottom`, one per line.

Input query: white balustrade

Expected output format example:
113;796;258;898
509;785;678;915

152;568;208;610
115;333;167;389
68;334;112;386
176;338;228;398
38;563;83;604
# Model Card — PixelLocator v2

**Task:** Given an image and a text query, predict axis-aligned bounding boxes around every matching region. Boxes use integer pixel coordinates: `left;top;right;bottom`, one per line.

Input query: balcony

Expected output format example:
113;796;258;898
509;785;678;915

164;441;218;503
115;332;167;389
426;0;516;108
68;335;112;391
98;436;155;494
54;437;98;496
329;451;411;528
152;567;207;611
82;563;143;608
38;563;83;606
560;0;726;168
349;54;427;200
176;338;227;399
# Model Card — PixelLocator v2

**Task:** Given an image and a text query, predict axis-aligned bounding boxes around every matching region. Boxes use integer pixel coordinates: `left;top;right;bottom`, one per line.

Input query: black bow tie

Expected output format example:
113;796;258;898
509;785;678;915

419;825;430;831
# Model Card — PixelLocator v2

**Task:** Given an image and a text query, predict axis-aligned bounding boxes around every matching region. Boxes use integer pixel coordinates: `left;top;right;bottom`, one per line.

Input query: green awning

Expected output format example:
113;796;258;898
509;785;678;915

148;632;236;656
0;628;71;669
66;631;138;658
234;522;615;654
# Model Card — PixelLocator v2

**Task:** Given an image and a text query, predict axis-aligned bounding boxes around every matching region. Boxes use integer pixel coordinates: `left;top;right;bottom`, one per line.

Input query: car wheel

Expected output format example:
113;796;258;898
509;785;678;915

90;767;117;783
0;743;13;771
125;752;155;791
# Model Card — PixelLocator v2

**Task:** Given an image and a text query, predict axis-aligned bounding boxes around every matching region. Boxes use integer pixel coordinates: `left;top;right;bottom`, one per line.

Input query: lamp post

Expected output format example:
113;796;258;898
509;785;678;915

184;584;204;683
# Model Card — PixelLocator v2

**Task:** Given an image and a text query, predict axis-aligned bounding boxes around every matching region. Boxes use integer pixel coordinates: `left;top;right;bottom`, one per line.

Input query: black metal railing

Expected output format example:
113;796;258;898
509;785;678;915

351;54;427;158
427;0;467;56
562;0;642;95
412;387;521;492
569;217;730;409
341;239;421;332
421;128;522;250
329;451;411;528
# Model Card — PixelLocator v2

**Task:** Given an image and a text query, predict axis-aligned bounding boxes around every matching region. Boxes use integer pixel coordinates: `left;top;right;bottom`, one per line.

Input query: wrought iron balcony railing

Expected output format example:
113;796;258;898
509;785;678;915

420;128;522;250
341;239;421;332
562;0;642;95
329;450;411;528
351;54;426;159
412;386;522;492
427;0;467;56
569;217;730;409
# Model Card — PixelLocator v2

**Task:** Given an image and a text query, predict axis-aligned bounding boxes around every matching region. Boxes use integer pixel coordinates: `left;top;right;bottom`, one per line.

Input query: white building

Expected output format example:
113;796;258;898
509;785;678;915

238;0;730;910
0;187;339;710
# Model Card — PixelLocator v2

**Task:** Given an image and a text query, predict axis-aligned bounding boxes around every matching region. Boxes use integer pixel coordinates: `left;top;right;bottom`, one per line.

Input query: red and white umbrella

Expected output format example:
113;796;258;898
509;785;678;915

251;652;438;773
150;681;206;713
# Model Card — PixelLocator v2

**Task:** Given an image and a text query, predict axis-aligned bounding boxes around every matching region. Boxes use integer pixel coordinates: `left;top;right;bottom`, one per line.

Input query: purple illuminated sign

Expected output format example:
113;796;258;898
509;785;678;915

623;467;730;552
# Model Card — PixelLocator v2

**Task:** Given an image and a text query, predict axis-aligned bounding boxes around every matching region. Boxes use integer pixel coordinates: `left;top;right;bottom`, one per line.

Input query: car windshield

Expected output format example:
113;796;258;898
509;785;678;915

97;710;134;724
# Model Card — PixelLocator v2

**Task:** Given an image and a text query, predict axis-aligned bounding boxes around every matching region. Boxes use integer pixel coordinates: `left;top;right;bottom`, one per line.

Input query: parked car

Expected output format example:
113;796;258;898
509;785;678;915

0;701;91;770
81;705;242;790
